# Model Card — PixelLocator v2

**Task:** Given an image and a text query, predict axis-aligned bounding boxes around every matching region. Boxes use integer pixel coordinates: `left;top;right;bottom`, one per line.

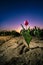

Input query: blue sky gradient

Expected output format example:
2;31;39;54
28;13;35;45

0;0;43;32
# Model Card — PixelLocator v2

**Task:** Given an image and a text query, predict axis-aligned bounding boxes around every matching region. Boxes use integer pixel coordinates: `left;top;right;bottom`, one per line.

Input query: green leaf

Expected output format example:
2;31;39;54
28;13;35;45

22;30;32;46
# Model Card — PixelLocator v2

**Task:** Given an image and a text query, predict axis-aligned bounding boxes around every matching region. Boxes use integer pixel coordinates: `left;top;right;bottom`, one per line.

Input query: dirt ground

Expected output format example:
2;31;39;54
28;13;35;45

0;36;43;65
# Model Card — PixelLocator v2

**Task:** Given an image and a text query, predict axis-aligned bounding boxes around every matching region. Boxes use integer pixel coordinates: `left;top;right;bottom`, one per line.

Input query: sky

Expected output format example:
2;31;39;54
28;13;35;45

0;0;43;32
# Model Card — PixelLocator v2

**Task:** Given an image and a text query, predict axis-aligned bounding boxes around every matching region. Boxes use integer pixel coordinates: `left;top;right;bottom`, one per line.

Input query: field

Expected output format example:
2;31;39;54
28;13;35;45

0;36;43;65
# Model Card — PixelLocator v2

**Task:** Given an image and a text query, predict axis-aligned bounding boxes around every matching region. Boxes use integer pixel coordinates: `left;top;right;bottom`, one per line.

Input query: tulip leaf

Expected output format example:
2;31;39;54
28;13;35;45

22;30;32;46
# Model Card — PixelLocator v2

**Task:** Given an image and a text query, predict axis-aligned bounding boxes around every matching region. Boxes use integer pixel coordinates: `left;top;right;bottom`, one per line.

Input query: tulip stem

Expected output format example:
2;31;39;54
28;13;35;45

26;26;27;30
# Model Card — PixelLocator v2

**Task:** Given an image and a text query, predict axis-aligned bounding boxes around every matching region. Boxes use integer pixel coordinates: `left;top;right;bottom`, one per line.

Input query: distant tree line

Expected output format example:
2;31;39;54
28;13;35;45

0;30;21;37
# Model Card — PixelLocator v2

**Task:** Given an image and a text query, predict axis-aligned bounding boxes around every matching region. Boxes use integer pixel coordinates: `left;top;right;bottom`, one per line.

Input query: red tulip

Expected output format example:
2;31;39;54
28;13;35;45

24;20;29;29
24;20;29;26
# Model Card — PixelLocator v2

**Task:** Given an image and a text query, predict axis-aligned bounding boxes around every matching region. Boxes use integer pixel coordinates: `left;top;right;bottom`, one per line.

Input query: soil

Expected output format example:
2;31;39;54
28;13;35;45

0;36;43;65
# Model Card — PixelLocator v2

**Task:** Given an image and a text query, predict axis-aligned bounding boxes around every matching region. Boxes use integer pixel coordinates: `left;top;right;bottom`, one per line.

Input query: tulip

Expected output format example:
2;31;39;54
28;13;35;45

24;20;29;29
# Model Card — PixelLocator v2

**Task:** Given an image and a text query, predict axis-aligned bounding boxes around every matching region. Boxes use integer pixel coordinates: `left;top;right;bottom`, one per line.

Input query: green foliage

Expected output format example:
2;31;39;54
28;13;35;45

21;30;32;46
33;27;43;39
21;24;32;46
29;26;43;40
21;24;43;47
